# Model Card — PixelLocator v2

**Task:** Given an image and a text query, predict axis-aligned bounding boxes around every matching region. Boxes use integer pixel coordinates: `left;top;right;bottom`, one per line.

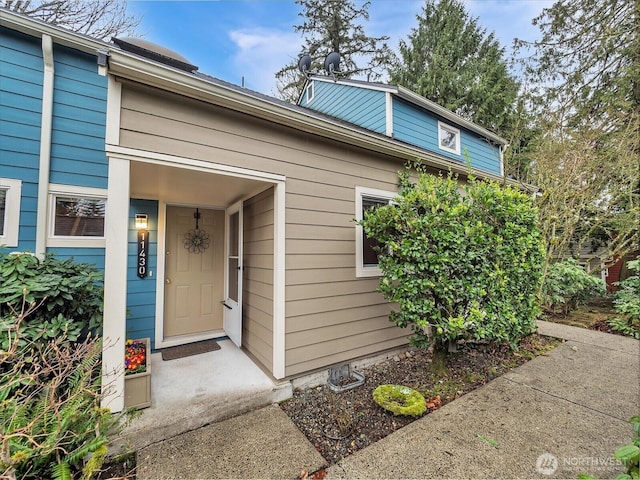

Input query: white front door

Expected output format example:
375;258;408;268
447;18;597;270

223;201;243;347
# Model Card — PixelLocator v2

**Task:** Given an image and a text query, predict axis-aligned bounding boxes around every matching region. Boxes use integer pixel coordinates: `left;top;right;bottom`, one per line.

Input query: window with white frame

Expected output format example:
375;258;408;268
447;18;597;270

0;178;22;247
305;81;315;103
48;184;107;247
355;186;396;277
438;121;461;155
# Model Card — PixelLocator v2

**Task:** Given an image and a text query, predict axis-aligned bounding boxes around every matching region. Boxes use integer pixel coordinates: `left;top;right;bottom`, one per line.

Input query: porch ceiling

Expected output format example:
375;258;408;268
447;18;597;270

130;162;268;207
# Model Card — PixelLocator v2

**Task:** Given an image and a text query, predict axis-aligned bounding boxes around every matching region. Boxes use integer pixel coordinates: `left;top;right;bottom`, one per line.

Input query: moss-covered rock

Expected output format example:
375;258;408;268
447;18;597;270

372;384;426;417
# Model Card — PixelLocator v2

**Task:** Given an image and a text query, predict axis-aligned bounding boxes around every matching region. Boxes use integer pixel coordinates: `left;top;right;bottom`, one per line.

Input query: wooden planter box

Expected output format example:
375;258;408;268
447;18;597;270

124;337;151;409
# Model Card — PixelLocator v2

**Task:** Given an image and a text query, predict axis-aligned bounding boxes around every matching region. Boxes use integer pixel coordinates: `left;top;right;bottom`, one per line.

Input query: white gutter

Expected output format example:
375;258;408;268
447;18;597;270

34;34;54;259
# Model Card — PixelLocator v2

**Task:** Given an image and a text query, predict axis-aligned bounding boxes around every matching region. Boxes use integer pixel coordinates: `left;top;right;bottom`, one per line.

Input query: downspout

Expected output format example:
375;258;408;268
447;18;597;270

499;143;506;179
35;34;54;259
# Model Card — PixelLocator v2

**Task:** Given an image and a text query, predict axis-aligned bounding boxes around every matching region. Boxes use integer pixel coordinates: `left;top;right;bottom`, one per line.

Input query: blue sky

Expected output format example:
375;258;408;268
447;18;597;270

128;0;553;96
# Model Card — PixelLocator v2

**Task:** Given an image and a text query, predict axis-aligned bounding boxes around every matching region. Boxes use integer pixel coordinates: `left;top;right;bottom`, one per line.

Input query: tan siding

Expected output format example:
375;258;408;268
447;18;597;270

286;292;389;318
286;332;408;376
286;267;356;285
286;254;354;270
287;303;394;333
242;187;274;372
120;83;409;378
286;280;380;301
286;193;353;214
287;224;353;241
287;315;395;349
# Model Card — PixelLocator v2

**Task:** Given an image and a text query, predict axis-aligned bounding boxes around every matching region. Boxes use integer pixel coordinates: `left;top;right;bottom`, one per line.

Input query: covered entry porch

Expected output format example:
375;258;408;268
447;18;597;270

121;339;292;449
102;148;286;415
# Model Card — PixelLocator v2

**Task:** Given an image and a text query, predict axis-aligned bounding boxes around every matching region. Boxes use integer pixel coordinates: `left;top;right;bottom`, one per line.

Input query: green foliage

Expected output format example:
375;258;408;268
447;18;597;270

0;253;131;479
275;0;394;102
515;0;640;270
608;260;640;339
360;164;544;349
539;259;607;315
0;252;103;353
372;385;426;417
389;0;519;134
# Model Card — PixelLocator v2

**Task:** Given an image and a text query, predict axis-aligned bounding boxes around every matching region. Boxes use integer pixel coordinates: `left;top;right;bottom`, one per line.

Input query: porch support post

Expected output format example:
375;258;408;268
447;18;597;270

272;181;286;379
101;157;130;412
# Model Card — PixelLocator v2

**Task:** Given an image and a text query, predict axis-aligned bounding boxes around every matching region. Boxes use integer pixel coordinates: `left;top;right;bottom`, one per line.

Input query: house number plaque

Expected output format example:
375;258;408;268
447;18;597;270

137;229;148;278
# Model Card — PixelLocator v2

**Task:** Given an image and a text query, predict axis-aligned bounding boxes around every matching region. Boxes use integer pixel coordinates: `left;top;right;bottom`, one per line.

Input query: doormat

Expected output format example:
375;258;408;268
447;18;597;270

161;339;221;361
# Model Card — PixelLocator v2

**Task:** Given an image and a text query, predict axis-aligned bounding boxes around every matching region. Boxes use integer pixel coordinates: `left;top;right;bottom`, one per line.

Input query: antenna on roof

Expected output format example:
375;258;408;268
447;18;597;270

298;54;312;78
324;51;340;79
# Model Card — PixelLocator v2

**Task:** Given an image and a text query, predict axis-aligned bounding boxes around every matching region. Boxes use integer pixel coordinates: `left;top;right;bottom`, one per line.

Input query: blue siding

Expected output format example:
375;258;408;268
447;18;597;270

46;247;106;270
49;44;108;188
0;27;43;252
302;81;387;134
392;98;501;175
126;200;159;350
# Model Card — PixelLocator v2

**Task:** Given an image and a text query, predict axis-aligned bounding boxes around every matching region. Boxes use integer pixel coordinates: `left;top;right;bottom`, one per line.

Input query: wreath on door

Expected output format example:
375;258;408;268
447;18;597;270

183;208;210;254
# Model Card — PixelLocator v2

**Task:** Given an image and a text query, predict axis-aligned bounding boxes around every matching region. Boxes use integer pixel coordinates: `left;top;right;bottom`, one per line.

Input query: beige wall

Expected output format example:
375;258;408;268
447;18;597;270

243;187;275;372
119;82;408;378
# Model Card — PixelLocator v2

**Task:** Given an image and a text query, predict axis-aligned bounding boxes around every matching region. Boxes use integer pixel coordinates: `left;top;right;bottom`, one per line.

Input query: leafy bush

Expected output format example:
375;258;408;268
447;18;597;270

0;253;103;352
0;253;130;479
360;165;544;350
539;258;607;315
608;260;640;339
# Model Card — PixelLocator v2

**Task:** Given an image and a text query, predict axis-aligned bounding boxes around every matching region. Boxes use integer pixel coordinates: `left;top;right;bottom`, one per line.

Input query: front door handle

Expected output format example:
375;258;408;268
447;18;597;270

165;278;171;284
221;301;232;310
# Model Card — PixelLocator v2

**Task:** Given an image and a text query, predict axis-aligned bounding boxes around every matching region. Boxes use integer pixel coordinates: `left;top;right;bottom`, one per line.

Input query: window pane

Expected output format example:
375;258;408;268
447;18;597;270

362;197;388;267
440;128;457;150
229;212;239;257
54;197;105;237
228;257;238;302
0;189;6;236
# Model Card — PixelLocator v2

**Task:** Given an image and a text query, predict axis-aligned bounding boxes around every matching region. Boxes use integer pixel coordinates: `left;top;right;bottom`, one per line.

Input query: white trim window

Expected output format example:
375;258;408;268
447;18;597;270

0;178;22;247
355;186;396;277
48;184;107;248
438;121;461;155
305;81;315;103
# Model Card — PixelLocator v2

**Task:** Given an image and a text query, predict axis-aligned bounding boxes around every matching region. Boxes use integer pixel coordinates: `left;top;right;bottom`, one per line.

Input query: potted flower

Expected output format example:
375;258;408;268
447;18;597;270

124;338;151;409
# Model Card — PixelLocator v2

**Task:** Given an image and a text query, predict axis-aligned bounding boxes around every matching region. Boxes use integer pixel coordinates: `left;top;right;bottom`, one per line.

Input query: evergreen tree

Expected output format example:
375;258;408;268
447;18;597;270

388;0;519;134
275;0;393;102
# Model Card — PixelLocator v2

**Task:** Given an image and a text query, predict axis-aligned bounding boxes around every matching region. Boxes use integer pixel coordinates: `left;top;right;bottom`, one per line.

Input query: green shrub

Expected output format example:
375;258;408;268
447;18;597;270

608;260;640;339
539;258;607;315
0;253;131;479
360;165;544;350
0;253;103;353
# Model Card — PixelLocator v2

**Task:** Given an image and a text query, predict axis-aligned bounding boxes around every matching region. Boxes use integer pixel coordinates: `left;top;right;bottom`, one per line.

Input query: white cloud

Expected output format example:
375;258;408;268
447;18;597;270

228;28;301;96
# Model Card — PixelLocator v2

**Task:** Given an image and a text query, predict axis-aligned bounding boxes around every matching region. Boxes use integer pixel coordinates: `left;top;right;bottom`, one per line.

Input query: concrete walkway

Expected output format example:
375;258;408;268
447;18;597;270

136;322;639;479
